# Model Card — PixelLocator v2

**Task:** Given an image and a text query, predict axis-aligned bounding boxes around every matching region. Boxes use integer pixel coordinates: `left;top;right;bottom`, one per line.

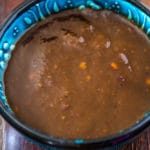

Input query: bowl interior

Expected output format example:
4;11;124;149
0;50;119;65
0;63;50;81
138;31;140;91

0;0;150;148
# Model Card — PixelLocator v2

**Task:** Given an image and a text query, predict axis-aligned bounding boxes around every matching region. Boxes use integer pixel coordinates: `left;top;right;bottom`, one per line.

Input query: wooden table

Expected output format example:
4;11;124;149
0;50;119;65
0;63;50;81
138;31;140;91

0;0;150;149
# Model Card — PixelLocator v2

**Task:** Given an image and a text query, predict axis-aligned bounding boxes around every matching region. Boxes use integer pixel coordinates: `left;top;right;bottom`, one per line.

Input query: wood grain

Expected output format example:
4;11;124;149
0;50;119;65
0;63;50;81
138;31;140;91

0;0;150;150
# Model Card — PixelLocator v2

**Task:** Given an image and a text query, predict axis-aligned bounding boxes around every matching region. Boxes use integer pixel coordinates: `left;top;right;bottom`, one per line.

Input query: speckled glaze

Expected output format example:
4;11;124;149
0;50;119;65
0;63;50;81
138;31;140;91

0;0;150;149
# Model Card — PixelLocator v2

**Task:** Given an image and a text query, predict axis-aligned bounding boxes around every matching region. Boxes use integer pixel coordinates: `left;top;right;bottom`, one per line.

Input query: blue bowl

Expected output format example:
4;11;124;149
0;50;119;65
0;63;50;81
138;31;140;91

0;0;150;149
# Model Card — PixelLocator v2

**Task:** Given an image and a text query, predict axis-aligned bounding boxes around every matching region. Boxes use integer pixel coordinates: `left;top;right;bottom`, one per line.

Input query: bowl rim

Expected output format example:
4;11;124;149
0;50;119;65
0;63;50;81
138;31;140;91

0;0;150;148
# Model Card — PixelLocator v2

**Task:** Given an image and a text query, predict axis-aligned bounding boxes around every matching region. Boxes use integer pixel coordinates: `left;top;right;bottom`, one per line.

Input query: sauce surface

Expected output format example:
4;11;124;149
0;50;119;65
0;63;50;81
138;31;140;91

4;9;150;139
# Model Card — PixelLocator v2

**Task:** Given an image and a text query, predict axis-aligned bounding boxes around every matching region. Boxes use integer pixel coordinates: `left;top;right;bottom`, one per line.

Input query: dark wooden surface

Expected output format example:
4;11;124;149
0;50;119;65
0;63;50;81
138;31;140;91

0;0;150;149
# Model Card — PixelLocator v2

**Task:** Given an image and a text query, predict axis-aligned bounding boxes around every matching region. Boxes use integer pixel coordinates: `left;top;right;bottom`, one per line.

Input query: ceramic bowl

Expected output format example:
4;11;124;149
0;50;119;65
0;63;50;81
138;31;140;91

0;0;150;149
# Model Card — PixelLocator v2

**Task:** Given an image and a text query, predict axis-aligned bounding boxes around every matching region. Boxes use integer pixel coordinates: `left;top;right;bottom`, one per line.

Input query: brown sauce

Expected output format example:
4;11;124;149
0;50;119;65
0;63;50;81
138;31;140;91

4;9;150;139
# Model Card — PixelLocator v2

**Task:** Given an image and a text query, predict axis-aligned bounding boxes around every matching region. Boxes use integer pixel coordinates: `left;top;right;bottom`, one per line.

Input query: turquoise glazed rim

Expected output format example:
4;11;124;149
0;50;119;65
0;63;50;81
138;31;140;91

0;0;150;149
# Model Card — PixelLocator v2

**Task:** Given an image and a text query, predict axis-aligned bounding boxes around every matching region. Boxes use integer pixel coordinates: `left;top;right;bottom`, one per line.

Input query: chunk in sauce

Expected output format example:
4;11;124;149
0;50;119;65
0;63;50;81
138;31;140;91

4;9;150;139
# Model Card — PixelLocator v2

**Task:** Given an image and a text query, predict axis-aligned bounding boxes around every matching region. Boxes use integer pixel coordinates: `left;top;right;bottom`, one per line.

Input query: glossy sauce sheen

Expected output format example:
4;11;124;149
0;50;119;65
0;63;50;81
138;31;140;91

4;9;150;139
